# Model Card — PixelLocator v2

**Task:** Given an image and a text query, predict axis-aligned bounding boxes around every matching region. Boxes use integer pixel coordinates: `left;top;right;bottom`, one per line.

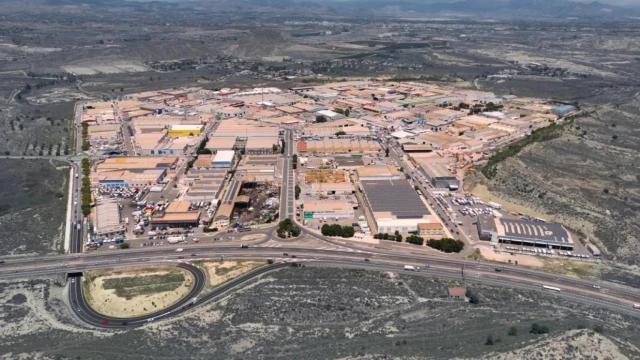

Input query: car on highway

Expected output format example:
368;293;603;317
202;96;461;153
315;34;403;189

240;244;249;249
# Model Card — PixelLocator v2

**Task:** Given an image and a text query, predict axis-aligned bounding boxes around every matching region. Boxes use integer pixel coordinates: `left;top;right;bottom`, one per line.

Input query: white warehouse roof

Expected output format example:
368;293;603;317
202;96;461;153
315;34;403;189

213;150;235;163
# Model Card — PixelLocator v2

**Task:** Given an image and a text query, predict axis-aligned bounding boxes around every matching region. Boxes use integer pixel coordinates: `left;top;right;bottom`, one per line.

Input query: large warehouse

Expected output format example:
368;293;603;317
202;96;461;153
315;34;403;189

476;215;574;250
360;179;436;234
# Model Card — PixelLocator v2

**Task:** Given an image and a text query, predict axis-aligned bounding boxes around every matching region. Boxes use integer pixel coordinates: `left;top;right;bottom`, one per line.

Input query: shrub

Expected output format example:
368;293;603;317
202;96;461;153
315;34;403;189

530;323;549;335
508;326;518;336
406;234;424;245
485;335;494;346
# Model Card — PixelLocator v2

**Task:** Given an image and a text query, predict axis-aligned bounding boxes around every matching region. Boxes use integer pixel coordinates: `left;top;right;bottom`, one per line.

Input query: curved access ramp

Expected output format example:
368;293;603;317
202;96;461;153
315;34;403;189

69;262;286;329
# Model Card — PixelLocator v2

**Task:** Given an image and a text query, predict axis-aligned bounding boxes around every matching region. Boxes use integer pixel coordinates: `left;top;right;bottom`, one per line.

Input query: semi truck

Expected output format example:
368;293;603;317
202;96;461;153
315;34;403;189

404;265;420;271
542;285;561;292
167;236;185;244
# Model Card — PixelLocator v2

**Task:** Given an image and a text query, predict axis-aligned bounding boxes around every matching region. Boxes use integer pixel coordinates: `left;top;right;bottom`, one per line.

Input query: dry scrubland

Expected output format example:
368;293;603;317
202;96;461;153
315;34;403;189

1;267;640;359
83;267;194;317
0;159;68;256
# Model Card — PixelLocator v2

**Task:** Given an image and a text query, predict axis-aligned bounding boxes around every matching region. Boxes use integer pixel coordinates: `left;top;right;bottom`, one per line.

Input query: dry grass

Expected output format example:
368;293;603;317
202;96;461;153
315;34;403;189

83;267;194;318
197;260;266;289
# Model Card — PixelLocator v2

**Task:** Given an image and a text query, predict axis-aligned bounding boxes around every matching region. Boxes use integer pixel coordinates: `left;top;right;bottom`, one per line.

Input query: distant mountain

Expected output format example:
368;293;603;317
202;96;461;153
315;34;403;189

317;0;640;19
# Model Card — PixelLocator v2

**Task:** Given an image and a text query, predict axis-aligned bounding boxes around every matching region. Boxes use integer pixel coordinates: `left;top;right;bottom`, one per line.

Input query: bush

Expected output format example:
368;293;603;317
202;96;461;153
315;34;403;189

485;335;494;346
427;238;464;253
466;289;480;304
529;323;549;335
508;326;518;336
406;234;424;245
321;224;355;238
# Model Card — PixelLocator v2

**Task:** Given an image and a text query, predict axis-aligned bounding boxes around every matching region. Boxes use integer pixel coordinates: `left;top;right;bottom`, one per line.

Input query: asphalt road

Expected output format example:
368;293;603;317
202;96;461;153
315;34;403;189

279;128;295;220
2;242;640;320
68;262;205;328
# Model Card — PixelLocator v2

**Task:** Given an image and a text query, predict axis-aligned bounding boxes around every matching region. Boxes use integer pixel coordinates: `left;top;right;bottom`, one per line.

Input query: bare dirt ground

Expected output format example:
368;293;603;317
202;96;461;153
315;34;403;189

197;260;266;289
477;329;635;360
83;267;194;318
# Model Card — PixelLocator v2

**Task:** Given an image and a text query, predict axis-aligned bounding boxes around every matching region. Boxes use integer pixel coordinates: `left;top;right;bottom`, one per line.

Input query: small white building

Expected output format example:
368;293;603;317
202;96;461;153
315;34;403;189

316;110;345;121
212;150;237;168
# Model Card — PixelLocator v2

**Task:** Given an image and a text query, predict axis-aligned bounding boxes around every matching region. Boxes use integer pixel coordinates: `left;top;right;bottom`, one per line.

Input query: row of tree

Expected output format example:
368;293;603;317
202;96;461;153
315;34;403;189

321;224;355;238
80;158;92;216
427;238;464;253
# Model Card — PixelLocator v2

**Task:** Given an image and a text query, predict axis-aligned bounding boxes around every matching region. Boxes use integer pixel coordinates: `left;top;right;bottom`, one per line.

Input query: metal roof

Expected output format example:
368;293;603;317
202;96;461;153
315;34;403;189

499;218;570;244
360;179;429;219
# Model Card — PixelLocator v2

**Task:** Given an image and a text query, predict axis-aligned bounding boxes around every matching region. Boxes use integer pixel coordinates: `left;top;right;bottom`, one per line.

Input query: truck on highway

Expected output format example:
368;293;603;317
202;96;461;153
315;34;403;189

633;303;640;310
542;285;561;292
404;265;420;271
167;236;185;244
175;248;184;253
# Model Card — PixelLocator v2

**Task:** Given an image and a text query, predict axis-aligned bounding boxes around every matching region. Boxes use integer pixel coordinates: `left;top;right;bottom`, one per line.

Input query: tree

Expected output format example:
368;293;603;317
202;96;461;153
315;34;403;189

394;231;402;242
466;289;480;304
292;154;298;169
295;184;301;200
277;219;300;238
406;234;424;245
335;130;346;136
120;243;130;249
321;224;355;238
315;115;327;123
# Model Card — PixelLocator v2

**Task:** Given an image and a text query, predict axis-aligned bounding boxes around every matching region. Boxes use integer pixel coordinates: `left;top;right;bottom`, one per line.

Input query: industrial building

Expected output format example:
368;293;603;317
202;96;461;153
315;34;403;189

151;201;201;228
93;199;125;237
212;150;237;168
476;215;574;250
359;179;435;234
303;200;355;220
168;124;204;137
356;165;402;181
416;159;459;190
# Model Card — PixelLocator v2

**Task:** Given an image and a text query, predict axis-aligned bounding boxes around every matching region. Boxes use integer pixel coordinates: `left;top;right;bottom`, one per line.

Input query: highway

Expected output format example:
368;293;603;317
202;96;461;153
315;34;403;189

2;241;640;319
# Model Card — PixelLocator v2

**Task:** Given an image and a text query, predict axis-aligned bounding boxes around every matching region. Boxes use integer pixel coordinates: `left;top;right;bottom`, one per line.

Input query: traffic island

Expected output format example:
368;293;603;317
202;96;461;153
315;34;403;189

82;266;195;318
195;260;267;290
